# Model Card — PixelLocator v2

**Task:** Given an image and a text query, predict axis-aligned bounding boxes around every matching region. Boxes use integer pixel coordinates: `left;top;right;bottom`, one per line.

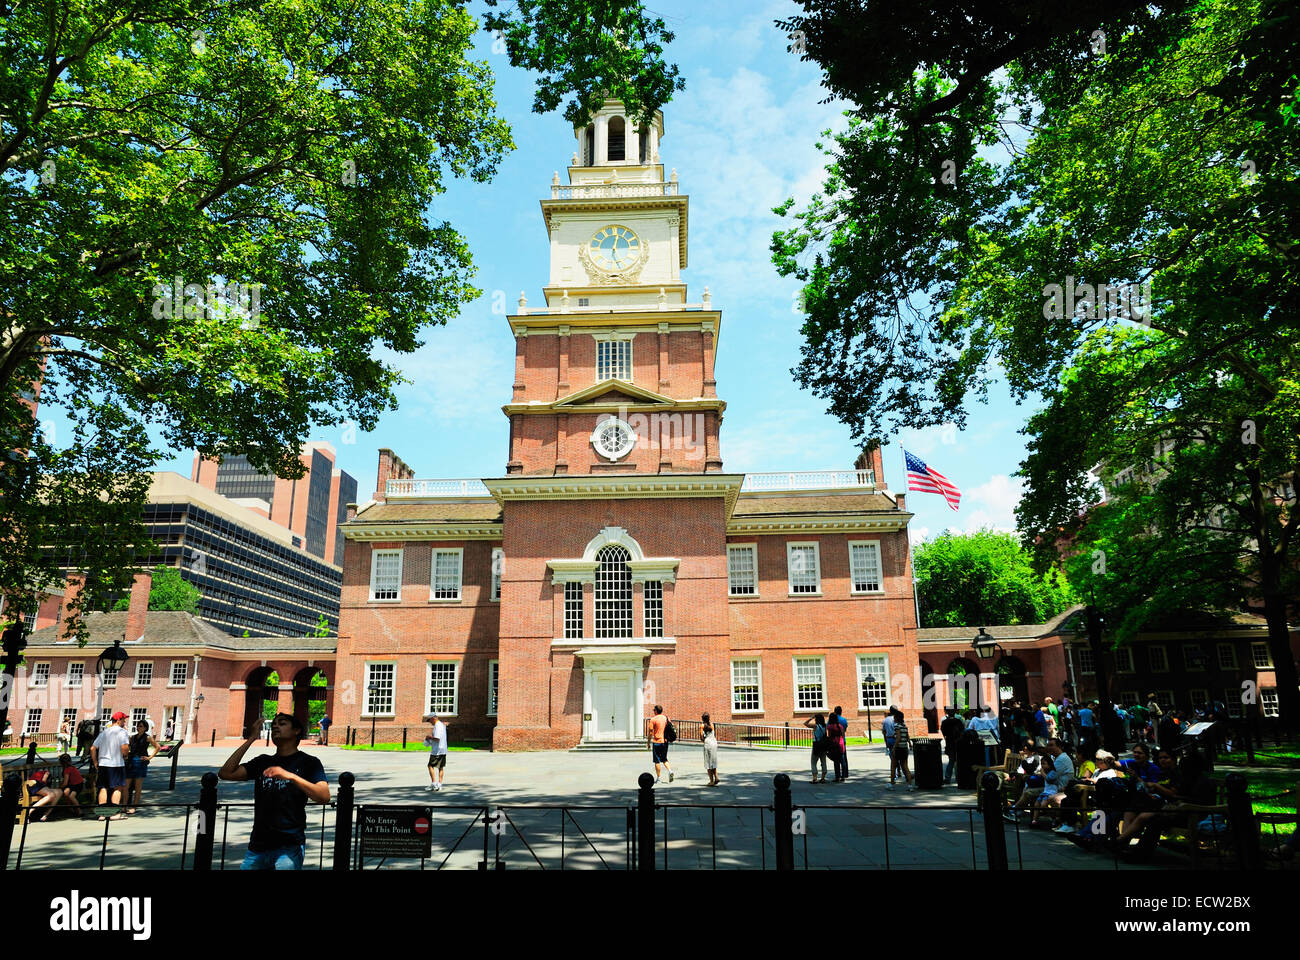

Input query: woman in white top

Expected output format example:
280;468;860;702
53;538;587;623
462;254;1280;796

57;719;72;753
701;714;719;786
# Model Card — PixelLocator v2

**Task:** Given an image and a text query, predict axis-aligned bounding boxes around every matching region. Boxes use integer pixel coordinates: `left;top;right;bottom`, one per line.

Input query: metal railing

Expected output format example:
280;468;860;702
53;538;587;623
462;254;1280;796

385;478;490;498
740;469;875;492
550;181;680;199
645;718;816;751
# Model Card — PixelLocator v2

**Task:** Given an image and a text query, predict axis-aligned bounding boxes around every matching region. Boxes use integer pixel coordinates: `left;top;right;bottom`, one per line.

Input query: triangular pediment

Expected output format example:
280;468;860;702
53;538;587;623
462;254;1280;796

554;379;675;408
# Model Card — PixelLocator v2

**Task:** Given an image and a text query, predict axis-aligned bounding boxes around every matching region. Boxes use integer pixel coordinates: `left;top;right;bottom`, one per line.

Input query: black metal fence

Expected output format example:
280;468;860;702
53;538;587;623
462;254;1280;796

643;718;816;750
2;769;1291;871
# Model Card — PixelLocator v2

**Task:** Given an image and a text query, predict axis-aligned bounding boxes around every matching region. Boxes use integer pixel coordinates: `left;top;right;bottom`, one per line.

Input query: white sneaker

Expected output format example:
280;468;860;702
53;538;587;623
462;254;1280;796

654;776;661;783
668;771;674;782
435;783;441;792
426;784;435;791
1054;823;1074;834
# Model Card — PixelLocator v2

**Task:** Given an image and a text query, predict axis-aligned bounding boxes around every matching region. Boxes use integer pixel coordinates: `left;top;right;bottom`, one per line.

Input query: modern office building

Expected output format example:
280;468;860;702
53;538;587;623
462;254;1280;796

192;441;358;567
140;472;343;636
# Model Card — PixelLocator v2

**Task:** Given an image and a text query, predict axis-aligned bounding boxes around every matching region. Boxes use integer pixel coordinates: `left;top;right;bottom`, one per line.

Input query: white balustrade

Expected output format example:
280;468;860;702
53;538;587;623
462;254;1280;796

740;470;875;492
386;479;491;497
550;181;680;199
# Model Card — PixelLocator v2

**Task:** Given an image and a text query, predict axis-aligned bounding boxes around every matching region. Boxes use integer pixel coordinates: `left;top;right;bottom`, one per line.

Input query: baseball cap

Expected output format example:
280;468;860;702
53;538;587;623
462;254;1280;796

111;711;128;721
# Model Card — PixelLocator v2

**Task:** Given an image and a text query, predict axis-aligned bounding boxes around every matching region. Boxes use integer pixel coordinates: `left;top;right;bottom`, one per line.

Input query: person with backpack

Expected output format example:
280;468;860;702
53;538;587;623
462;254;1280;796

803;713;829;783
831;706;851;779
889;708;915;789
318;713;331;746
423;714;448;791
649;704;675;783
940;707;964;784
824;711;846;781
75;715;97;757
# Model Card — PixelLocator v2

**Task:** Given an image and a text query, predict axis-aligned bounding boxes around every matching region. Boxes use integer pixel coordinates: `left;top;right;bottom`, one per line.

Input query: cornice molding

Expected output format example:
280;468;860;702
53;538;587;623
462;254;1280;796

539;195;689;268
726;514;913;536
484;473;745;516
344;523;503;542
503;397;726;417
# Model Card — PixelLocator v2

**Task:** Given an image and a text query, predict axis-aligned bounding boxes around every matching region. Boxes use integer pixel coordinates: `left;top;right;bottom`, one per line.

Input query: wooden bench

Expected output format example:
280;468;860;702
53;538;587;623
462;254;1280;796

11;759;97;824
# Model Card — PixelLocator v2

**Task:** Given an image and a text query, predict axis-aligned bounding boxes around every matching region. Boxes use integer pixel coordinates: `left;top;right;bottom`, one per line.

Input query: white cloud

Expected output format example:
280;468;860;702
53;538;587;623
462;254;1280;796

961;474;1024;533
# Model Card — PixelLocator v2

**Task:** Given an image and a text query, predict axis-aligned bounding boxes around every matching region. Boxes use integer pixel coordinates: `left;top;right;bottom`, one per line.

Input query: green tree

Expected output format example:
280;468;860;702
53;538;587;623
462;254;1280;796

0;1;680;643
773;0;1300;726
913;529;1076;629
112;564;201;614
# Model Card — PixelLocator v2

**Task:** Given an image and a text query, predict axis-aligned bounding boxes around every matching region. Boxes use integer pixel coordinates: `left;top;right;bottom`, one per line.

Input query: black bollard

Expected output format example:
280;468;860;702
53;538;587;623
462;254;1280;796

210;729;215;747
168;743;181;791
637;773;655;871
1225;773;1261;871
980;771;1009;870
773;773;794;871
402;727;407;749
0;774;21;871
26;740;37;765
333;771;355;870
193;772;218;871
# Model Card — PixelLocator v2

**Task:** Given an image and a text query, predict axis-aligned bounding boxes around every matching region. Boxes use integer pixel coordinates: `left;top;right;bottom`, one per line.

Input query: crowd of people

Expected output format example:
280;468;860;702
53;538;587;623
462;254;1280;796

22;710;163;823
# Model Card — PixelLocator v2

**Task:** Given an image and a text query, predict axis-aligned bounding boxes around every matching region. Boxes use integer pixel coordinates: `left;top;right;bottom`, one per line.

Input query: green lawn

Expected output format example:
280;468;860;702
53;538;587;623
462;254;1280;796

340;742;485;752
1213;746;1299;837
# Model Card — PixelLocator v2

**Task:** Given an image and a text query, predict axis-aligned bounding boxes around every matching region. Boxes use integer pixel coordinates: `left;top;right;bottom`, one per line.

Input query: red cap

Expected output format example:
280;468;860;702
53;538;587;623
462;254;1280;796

111;711;128;721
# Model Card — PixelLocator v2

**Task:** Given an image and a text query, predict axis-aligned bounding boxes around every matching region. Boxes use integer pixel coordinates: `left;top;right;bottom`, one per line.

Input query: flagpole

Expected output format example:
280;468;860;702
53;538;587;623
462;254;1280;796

900;441;923;630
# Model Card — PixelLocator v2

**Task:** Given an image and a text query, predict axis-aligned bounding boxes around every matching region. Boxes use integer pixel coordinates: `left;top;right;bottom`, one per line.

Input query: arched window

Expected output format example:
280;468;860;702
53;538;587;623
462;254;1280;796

947;659;974;711
638;126;649;163
607;116;626;161
595;545;632;638
583;124;594;165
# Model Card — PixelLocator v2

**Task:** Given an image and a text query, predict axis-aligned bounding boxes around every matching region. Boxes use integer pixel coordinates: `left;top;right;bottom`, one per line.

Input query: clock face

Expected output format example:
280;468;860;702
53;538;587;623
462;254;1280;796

588;225;641;272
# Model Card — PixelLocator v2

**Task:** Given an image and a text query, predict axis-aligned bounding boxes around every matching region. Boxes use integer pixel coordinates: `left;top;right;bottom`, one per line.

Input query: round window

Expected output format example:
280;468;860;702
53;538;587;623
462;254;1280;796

591;418;637;461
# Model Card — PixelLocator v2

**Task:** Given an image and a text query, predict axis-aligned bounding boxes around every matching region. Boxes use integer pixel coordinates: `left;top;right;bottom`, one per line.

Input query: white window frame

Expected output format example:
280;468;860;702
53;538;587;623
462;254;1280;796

169;660;188;687
786;542;822;596
101;665;119;688
425;661;459;717
61;707;78;729
643;581;664;638
1188;688;1209;709
1114;647;1134;674
131;707;148;729
24;708;42;736
1216;643;1238;671
30;662;50;688
1157;689;1175;711
563;581;584;639
730;659;763;714
491;548;503;602
487;660;499;717
1118;690;1140;708
1077;646;1096;675
1251;642;1272;669
793;656;826;712
595;334;634;382
727;543;758;597
857;653;890;710
1223;687;1244;719
67;662;85;688
1183;644;1205;672
362;661;396;718
99;708;112;727
430;547;464;602
1260;688;1279;718
1148;645;1169;673
134;661;153;687
368;548;403;602
847;540;884;594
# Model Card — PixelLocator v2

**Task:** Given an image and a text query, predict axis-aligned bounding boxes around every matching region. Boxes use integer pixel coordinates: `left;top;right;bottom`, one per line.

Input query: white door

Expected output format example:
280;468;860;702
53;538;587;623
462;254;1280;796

596;676;630;740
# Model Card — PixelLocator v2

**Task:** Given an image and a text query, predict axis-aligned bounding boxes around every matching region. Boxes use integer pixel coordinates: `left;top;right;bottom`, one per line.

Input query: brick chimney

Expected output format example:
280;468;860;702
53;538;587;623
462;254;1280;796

375;448;413;502
62;572;85;621
124;571;152;644
854;443;886;489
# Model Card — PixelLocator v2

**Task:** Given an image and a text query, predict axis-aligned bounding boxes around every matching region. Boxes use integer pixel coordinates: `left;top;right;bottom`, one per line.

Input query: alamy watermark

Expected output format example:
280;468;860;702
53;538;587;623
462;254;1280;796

151;276;263;328
1042;276;1152;323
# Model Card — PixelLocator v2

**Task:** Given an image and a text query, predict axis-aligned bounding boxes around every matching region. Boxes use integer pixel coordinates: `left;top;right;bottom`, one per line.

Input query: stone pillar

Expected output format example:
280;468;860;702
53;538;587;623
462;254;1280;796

557;324;570;394
649;125;659;164
657;322;670;391
667;215;680;281
701;321;717;398
556;413;569;475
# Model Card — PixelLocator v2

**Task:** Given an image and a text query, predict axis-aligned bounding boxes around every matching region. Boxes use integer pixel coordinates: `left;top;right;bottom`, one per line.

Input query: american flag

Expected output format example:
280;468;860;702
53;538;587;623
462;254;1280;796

904;450;961;511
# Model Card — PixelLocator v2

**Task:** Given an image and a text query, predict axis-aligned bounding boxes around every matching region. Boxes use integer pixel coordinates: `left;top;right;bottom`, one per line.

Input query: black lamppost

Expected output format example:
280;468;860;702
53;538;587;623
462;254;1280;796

971;628;1002;712
0;618;28;740
95;637;130;737
864;676;876;743
367;683;379;747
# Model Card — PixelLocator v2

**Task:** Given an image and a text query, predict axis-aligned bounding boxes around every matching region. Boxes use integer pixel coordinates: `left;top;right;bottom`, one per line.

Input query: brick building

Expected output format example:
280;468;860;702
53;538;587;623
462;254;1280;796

333;101;921;750
10;570;335;745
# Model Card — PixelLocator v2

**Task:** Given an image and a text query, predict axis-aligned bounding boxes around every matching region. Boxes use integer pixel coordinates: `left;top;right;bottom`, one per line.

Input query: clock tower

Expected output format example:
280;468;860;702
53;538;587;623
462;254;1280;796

503;99;724;476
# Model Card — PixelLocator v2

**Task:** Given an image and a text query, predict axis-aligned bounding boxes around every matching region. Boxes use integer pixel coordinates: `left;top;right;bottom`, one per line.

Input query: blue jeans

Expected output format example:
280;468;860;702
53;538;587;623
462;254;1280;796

944;754;957;782
241;845;305;870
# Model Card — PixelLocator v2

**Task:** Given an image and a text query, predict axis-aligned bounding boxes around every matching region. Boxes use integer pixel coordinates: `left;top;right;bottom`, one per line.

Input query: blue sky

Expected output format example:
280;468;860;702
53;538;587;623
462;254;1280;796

133;0;1043;543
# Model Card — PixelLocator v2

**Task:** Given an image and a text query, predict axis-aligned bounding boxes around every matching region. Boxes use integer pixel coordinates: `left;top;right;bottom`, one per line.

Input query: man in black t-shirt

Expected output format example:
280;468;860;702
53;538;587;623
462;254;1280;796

219;713;330;870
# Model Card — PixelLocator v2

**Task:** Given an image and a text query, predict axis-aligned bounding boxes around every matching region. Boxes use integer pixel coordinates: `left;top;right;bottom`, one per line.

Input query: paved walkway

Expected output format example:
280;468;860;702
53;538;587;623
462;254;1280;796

6;742;1188;870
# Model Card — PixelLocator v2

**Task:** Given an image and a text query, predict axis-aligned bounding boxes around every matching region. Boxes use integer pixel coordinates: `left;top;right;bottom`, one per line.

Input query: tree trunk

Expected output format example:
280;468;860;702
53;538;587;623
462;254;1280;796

1261;589;1299;736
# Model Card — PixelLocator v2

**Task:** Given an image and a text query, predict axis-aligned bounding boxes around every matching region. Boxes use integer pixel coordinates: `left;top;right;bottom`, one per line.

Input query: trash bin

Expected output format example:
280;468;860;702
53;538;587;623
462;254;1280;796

956;730;983;790
912;738;943;789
